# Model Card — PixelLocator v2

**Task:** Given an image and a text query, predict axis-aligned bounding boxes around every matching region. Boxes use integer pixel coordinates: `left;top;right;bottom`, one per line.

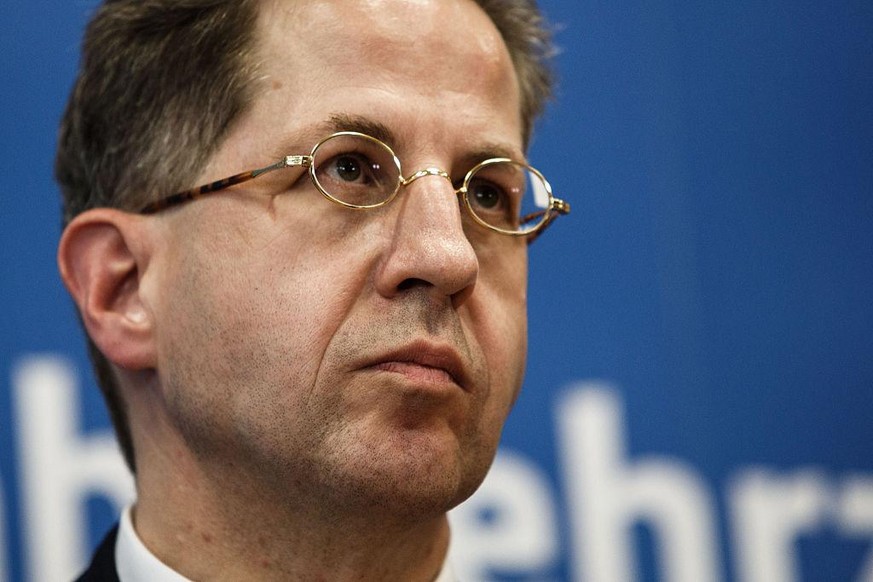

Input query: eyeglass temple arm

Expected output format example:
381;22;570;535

524;197;570;244
139;155;313;214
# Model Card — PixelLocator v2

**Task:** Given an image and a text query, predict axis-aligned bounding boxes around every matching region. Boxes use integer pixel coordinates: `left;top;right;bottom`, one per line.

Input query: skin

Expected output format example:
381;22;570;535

60;0;529;579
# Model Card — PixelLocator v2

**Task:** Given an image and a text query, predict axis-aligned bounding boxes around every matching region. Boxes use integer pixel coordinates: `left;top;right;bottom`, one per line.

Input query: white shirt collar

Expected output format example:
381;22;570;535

434;558;457;582
115;504;456;581
115;505;192;582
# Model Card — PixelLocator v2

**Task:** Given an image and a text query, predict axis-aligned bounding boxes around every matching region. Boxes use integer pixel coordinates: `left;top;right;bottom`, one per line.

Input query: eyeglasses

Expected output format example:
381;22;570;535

140;131;570;238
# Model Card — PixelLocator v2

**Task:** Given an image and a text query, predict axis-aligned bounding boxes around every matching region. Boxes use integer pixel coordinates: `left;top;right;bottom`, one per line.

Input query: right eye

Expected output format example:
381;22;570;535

313;142;398;206
310;133;401;207
321;153;375;185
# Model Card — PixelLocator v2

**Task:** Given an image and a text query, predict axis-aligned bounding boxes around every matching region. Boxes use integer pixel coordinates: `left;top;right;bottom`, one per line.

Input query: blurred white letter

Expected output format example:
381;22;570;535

449;450;558;580
837;476;873;582
729;468;829;582
14;356;134;582
558;383;720;582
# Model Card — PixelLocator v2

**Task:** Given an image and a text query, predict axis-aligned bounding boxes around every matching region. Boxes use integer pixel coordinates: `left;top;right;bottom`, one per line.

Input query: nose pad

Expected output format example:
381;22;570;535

402;167;452;186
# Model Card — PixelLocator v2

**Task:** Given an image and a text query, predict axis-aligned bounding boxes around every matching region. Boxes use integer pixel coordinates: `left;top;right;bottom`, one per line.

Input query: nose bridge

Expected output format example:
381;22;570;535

398;165;463;228
376;163;478;302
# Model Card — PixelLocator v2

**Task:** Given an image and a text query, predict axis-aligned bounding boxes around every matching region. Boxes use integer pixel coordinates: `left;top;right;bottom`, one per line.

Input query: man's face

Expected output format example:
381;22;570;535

147;0;528;517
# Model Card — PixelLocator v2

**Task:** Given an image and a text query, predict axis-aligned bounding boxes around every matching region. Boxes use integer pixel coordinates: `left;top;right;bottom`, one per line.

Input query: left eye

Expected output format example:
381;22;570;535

468;180;508;211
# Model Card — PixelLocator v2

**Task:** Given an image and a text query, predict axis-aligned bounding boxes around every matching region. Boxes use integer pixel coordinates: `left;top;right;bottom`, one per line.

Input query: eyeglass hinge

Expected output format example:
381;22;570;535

553;198;571;214
283;155;310;167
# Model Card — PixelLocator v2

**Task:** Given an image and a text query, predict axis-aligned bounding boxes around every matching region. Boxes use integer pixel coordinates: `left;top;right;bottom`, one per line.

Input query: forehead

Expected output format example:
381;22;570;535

245;0;522;158
275;0;510;71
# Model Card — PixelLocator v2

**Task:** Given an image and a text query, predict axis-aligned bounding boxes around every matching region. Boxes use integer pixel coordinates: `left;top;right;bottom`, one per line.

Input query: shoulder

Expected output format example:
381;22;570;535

75;525;120;582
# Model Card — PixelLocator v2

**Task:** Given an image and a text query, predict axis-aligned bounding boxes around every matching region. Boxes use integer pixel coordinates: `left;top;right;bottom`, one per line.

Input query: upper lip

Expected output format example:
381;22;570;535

358;340;472;391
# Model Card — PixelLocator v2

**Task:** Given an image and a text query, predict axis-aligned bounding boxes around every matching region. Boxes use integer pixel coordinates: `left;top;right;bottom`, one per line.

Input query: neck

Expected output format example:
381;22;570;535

134;487;451;581
130;415;451;581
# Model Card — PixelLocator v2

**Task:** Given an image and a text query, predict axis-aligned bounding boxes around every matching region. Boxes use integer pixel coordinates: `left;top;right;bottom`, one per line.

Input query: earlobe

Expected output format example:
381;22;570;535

58;208;158;371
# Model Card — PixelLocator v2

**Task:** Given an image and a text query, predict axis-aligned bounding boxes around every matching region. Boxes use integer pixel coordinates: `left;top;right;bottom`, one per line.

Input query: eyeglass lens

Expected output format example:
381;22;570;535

310;133;552;233
311;134;400;208
464;161;552;233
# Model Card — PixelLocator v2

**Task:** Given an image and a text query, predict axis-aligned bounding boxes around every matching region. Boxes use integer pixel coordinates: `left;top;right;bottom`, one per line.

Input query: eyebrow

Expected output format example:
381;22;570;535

462;143;524;165
268;113;396;158
318;113;524;163
272;113;524;165
320;113;397;147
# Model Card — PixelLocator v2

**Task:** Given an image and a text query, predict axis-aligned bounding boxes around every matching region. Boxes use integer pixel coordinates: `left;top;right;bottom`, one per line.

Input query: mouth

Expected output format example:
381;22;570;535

359;340;471;392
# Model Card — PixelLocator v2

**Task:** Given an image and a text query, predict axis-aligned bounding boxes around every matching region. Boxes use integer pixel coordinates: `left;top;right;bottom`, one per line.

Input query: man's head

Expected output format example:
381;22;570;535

57;0;555;517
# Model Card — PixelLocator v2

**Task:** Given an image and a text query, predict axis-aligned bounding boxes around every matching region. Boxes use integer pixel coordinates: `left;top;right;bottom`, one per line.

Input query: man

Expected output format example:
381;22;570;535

56;0;568;579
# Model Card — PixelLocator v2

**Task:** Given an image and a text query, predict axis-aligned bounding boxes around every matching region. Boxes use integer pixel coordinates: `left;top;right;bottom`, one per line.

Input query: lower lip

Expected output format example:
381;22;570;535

372;361;457;387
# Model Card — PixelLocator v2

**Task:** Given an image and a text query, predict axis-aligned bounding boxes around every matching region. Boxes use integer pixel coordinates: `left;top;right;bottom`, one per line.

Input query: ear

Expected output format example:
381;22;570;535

58;208;157;371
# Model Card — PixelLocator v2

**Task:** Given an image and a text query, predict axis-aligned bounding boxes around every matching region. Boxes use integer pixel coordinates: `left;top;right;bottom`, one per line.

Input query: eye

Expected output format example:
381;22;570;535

463;161;534;231
324;153;374;184
468;180;509;211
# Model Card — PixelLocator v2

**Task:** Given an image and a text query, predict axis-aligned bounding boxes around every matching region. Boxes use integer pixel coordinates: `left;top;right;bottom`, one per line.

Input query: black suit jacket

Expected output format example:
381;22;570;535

75;525;120;582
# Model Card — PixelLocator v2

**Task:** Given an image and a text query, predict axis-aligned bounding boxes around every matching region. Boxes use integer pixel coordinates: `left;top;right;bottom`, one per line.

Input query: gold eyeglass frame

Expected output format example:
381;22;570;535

140;131;570;239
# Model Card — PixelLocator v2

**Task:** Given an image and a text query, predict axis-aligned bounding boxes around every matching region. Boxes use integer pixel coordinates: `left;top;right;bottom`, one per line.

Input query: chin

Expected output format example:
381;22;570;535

323;425;496;521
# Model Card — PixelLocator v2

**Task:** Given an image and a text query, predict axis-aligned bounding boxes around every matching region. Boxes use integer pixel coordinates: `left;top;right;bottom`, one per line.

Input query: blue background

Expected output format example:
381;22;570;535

2;1;872;580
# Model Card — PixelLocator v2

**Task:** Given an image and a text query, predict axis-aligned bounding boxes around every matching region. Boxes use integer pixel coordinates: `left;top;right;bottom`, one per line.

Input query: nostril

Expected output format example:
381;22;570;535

397;277;430;292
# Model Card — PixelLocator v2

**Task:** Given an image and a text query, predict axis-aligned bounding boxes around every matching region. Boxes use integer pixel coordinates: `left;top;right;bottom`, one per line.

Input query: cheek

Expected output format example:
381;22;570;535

152;207;378;429
468;248;529;419
454;265;527;497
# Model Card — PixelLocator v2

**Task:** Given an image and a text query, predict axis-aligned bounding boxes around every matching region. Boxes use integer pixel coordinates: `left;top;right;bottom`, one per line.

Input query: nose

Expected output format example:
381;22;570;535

374;168;479;307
